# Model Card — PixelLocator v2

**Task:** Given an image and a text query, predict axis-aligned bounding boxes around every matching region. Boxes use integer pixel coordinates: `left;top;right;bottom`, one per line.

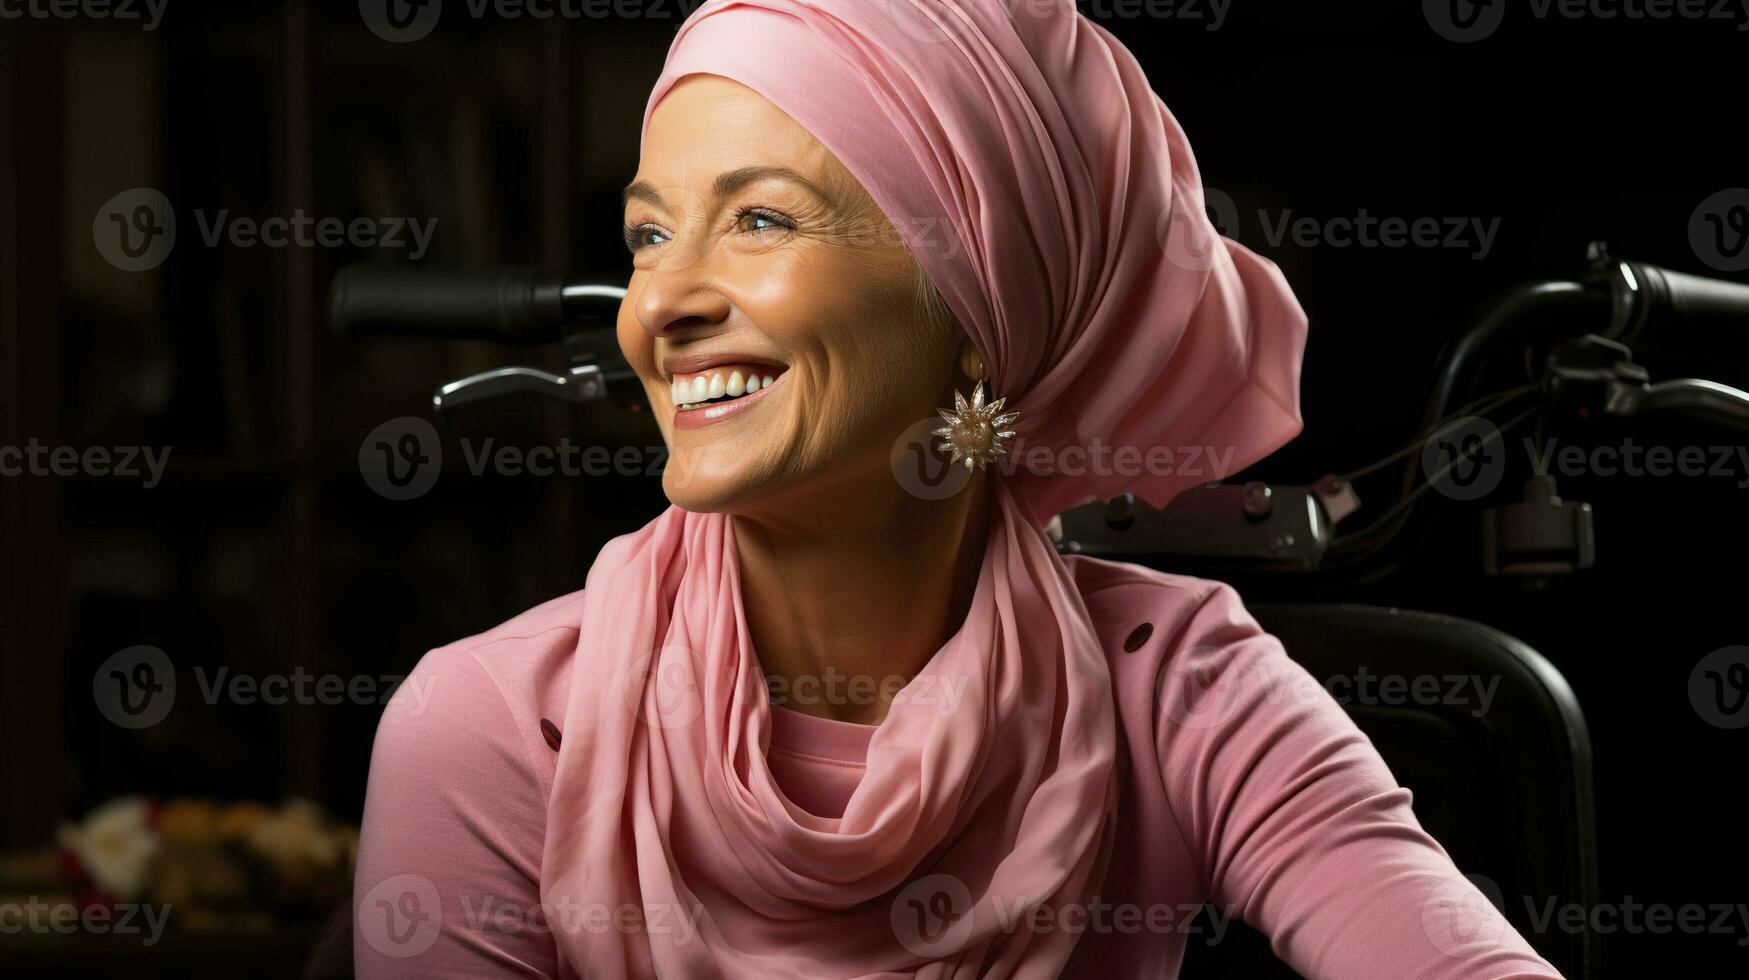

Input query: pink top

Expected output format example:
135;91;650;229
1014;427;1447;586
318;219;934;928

355;556;1564;978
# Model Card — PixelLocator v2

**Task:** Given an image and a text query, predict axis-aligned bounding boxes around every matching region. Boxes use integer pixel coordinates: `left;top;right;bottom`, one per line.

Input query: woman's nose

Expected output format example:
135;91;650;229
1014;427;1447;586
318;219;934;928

632;250;734;340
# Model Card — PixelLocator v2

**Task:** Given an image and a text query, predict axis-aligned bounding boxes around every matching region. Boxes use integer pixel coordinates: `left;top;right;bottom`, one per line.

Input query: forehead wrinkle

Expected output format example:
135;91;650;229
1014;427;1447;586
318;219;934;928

634;82;857;209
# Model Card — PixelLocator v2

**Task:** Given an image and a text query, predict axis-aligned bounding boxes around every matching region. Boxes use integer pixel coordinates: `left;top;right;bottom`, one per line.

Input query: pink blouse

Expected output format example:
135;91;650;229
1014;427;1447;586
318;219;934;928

354;555;1565;978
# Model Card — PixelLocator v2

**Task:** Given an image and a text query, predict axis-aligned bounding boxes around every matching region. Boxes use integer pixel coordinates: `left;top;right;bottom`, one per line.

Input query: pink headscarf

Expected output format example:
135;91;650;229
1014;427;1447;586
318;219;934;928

637;0;1306;519
541;1;1308;976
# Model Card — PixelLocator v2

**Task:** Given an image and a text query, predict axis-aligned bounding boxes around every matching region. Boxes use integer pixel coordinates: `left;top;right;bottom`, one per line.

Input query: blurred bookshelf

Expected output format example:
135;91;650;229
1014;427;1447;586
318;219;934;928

2;1;672;967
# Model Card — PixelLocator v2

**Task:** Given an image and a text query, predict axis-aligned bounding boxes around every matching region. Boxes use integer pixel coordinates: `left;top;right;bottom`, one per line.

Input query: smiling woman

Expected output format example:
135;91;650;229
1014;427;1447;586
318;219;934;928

353;2;1567;978
617;79;966;517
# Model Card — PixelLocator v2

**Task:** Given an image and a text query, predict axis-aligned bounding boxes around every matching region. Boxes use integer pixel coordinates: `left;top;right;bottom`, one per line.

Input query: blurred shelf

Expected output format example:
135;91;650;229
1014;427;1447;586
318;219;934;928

0;923;322;979
60;453;303;496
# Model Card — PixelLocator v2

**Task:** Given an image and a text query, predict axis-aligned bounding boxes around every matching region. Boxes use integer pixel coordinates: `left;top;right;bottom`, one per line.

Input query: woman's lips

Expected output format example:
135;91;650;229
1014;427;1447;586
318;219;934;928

671;371;787;430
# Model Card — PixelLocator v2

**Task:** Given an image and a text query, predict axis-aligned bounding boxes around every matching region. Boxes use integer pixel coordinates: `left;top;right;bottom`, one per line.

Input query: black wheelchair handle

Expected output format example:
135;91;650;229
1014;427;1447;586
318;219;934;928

1420;247;1749;447
327;264;625;346
1628;377;1749;431
1632;260;1749;327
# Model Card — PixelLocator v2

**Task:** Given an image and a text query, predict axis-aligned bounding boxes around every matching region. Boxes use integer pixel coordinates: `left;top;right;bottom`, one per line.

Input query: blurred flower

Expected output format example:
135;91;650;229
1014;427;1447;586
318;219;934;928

56;796;160;901
38;794;358;925
157;798;220;842
246;797;348;893
216;800;272;840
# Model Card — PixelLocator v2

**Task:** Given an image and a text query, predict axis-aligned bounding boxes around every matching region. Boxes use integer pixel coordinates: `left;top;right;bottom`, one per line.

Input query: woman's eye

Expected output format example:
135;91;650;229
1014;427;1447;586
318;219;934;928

622;223;669;252
623;209;793;253
737;207;795;235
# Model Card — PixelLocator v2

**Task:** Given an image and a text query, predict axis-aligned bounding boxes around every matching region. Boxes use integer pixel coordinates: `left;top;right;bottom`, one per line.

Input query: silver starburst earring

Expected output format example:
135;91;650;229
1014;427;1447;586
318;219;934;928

933;380;1019;471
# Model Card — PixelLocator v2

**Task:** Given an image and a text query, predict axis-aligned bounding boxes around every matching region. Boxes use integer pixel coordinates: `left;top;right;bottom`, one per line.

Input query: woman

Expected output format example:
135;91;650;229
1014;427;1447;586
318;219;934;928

356;1;1565;977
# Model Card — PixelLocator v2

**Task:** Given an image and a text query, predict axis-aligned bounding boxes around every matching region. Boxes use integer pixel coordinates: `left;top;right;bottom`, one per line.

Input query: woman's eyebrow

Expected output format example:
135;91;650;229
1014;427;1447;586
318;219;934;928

711;165;834;204
621;166;834;209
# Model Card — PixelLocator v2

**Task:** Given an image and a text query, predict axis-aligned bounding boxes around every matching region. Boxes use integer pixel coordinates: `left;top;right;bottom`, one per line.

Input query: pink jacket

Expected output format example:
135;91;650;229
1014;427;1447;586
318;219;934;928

355;555;1564;978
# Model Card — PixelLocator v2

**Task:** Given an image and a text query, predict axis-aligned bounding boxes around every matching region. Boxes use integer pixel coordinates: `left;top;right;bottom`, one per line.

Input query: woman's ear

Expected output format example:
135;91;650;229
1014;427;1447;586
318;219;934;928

957;338;986;381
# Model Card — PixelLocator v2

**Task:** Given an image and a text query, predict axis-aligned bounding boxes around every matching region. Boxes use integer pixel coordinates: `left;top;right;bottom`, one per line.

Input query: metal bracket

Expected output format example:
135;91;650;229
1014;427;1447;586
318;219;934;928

432;362;611;416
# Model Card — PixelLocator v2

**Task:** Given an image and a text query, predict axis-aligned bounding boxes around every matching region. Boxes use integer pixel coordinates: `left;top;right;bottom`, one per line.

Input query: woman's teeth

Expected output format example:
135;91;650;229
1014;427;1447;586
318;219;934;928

671;367;780;409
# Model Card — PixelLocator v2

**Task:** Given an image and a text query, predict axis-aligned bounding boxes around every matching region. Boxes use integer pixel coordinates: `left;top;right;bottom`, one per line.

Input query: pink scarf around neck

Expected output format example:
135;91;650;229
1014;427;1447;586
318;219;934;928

544;481;1117;976
541;1;1307;975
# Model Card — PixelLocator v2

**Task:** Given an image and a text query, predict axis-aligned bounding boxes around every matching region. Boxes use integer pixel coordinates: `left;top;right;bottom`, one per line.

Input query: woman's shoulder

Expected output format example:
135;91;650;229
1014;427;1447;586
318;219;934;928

1059;553;1309;751
356;593;586;975
373;588;587;799
1059;553;1265;666
404;587;585;711
426;586;589;663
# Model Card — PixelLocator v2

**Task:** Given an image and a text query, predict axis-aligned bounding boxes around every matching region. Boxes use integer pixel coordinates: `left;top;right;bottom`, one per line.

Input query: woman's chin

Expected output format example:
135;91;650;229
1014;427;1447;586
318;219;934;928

662;468;770;515
659;417;800;513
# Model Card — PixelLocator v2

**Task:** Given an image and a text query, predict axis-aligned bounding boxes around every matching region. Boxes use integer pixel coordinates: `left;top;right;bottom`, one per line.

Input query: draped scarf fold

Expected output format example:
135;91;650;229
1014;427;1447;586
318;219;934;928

544;481;1117;976
541;1;1307;975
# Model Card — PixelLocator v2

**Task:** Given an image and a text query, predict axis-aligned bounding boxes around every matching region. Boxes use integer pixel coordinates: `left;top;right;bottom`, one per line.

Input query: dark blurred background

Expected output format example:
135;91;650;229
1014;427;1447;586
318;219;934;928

2;0;1745;976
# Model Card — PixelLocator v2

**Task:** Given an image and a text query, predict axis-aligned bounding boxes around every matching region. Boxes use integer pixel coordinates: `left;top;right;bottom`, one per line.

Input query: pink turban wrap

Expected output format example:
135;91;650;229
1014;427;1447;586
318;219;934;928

541;2;1309;976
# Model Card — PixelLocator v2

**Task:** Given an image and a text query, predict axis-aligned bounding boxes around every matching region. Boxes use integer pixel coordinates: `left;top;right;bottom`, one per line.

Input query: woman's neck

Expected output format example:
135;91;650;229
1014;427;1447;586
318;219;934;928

732;471;991;725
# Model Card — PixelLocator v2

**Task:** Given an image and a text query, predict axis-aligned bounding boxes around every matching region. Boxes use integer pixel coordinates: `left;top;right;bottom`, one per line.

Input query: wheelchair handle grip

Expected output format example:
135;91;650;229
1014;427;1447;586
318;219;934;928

327;265;625;346
1627;260;1749;338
